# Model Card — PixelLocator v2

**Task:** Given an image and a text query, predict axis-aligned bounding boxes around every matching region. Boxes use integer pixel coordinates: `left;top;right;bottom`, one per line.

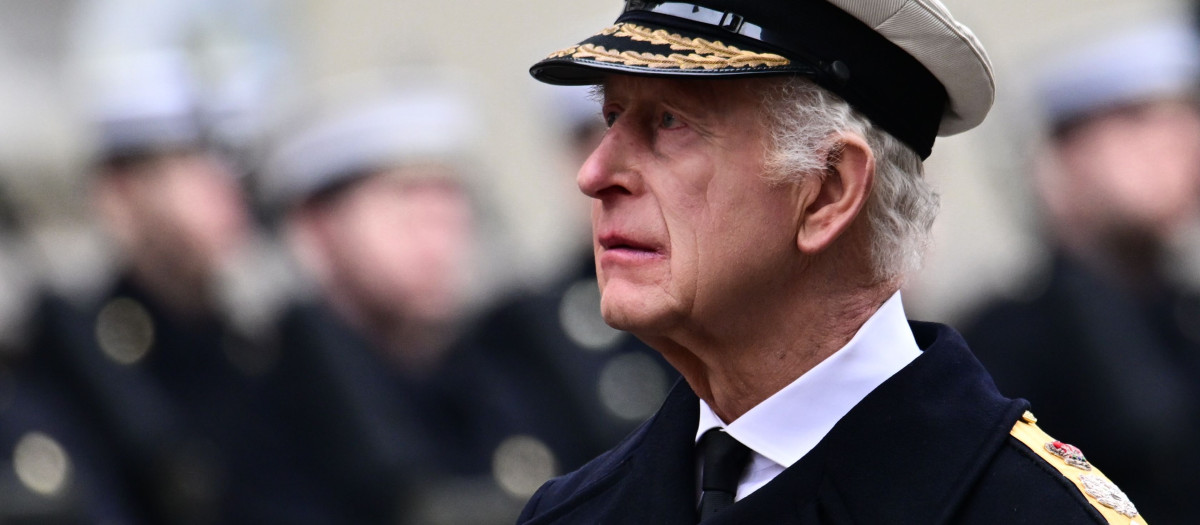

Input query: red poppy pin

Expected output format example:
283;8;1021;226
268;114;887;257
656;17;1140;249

1045;440;1092;471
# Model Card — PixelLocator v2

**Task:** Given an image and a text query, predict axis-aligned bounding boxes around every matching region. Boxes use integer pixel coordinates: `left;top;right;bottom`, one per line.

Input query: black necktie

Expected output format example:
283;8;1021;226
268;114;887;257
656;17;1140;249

697;428;752;521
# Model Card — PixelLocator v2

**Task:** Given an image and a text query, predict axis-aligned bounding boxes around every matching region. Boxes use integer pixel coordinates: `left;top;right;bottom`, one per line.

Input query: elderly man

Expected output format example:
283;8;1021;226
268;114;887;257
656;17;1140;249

518;1;1144;524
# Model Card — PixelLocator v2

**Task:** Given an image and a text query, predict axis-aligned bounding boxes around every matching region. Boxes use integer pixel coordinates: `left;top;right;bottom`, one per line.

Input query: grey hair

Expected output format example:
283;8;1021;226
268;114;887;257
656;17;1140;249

759;77;939;283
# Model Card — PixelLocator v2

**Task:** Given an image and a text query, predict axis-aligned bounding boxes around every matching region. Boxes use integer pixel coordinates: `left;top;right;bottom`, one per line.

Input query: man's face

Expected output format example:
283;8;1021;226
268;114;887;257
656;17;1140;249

324;168;474;325
1051;99;1200;240
580;76;805;339
100;151;249;286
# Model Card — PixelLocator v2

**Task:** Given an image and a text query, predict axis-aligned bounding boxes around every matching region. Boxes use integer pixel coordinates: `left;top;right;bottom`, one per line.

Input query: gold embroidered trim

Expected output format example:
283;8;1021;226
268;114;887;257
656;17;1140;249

546;23;790;71
1010;414;1146;524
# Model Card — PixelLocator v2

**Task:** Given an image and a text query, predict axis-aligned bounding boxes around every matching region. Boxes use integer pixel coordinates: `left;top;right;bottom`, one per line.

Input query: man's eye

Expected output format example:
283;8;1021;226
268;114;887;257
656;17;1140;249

660;112;682;129
604;111;618;127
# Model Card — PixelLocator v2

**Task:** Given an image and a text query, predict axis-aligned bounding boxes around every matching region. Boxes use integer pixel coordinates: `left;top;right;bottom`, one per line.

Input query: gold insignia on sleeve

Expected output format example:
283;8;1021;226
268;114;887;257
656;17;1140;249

1010;412;1146;524
545;23;790;71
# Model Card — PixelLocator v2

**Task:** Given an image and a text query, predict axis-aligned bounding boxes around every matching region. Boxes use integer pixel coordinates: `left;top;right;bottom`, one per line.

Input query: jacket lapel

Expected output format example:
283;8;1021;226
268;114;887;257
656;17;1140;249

618;381;701;524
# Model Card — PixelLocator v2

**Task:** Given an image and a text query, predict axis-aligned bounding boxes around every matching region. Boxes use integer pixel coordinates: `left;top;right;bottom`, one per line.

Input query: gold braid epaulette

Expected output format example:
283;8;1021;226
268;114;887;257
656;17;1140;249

546;23;790;71
1010;411;1147;524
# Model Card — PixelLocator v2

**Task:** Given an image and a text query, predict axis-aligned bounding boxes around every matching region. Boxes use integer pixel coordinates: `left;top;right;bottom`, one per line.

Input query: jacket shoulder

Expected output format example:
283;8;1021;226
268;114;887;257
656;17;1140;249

958;411;1148;524
1006;412;1147;524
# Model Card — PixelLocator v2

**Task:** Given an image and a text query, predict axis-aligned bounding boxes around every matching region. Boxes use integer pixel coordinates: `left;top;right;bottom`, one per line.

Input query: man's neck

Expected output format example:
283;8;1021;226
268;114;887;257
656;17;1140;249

647;283;896;424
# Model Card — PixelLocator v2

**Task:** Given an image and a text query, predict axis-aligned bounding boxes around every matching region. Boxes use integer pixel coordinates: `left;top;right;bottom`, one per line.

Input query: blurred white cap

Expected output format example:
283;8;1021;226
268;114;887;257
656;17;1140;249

549;85;601;135
260;69;482;209
1036;18;1200;127
84;49;207;158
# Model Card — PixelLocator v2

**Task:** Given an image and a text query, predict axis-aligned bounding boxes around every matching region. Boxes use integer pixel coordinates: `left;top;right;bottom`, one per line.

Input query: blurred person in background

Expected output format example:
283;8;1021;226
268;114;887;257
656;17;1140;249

465;85;677;473
258;70;532;524
0;172;141;523
29;50;346;524
962;19;1200;523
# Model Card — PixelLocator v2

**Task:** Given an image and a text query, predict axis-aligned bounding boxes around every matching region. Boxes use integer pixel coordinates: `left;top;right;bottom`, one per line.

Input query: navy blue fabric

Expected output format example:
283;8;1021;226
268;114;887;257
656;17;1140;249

30;279;347;524
517;322;1112;524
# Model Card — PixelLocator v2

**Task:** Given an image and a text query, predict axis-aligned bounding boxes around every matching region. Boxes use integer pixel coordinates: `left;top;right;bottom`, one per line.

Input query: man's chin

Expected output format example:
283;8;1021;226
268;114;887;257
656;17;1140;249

598;289;680;337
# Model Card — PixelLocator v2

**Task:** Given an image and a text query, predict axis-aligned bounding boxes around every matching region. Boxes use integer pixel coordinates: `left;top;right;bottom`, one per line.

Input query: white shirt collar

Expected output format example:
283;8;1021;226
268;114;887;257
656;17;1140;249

695;292;920;469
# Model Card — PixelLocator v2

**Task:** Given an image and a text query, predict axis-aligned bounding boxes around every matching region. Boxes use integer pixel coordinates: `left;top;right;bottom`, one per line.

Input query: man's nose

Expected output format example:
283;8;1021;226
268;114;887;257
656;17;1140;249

577;123;641;200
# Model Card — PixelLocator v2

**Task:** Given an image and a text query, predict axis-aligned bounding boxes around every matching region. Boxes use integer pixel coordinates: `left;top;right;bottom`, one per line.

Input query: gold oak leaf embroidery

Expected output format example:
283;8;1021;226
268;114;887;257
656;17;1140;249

544;23;790;70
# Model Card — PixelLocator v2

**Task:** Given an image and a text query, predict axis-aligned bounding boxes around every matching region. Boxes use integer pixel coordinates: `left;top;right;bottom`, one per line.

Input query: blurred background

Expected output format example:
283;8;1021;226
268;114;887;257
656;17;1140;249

1;0;1198;523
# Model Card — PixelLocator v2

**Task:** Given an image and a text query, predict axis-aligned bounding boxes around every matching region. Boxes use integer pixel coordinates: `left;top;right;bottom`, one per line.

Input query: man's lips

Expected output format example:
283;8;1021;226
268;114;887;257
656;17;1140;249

599;233;656;251
597;233;662;256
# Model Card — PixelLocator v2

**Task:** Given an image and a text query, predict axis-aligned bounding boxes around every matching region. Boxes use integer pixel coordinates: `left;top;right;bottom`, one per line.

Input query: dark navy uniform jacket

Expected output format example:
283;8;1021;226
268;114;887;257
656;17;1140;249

517;322;1139;524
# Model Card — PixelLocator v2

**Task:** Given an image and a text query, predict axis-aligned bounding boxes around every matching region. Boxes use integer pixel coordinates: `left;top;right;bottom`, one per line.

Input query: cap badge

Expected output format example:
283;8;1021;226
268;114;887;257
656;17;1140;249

1044;440;1092;471
547;23;789;71
1079;474;1139;519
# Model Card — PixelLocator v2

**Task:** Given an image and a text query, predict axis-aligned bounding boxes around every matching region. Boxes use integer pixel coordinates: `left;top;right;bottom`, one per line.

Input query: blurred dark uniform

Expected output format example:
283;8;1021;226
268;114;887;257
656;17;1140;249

2;298;143;525
30;275;350;524
0;354;140;524
267;298;523;523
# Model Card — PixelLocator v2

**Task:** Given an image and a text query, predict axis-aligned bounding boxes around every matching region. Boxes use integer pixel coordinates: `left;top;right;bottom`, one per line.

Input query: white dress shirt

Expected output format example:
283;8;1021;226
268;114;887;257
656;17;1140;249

695;292;920;501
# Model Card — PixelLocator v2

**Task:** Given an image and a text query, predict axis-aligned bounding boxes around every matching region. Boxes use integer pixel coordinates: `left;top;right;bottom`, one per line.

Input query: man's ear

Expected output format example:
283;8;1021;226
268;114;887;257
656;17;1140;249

795;132;875;254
